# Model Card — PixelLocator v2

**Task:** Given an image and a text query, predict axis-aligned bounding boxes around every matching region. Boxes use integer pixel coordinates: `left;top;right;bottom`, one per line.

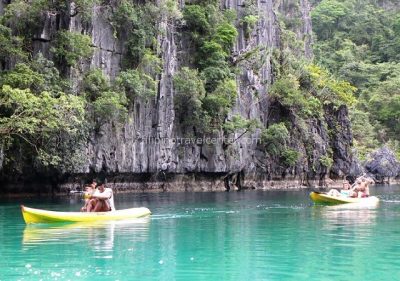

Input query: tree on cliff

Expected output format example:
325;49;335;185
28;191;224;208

312;0;400;159
0;85;87;171
0;56;88;173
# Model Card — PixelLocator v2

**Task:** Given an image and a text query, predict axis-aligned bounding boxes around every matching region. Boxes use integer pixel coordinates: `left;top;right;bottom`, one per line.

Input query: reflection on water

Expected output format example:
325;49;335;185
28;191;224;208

323;208;377;226
316;204;378;226
23;218;150;256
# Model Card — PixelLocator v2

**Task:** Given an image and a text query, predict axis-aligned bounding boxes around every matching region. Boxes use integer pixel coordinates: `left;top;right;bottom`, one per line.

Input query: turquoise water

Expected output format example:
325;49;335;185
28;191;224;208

0;185;400;281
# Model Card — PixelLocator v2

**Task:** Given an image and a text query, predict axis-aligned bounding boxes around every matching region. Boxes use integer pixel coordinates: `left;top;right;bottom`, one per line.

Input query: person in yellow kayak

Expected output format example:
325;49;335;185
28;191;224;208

86;182;115;212
327;179;354;197
81;183;96;212
81;185;96;212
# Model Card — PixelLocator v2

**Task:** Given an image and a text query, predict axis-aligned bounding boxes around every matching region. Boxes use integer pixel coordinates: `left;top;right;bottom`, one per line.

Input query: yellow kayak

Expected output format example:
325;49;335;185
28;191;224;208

310;192;379;205
21;205;151;224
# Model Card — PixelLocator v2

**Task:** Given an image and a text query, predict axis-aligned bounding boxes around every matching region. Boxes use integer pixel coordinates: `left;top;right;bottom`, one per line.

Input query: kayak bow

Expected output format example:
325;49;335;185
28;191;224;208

310;192;379;205
21;205;151;224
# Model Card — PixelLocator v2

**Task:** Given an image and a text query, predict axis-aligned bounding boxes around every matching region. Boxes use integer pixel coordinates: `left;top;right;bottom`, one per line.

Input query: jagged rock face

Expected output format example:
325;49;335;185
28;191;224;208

83;0;282;178
325;105;356;177
0;0;357;191
365;147;400;182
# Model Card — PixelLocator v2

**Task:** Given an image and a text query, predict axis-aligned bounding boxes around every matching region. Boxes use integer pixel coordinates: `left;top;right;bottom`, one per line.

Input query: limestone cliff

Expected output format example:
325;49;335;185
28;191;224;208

0;0;358;192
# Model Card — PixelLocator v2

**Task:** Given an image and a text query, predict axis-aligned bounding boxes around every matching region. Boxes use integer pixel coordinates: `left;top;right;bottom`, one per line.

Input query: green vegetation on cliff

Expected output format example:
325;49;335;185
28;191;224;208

0;1;160;173
0;50;89;171
174;1;238;132
1;0;398;181
312;0;400;159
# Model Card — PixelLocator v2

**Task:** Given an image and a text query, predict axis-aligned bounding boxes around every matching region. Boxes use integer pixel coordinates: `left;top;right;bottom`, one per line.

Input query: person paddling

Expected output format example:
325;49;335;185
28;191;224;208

351;176;372;198
87;182;115;212
81;180;97;212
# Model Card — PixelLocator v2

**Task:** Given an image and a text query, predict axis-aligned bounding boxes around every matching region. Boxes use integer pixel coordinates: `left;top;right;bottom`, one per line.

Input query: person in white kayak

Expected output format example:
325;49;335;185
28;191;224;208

327;179;353;197
327;176;373;198
352;176;373;198
86;182;115;212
